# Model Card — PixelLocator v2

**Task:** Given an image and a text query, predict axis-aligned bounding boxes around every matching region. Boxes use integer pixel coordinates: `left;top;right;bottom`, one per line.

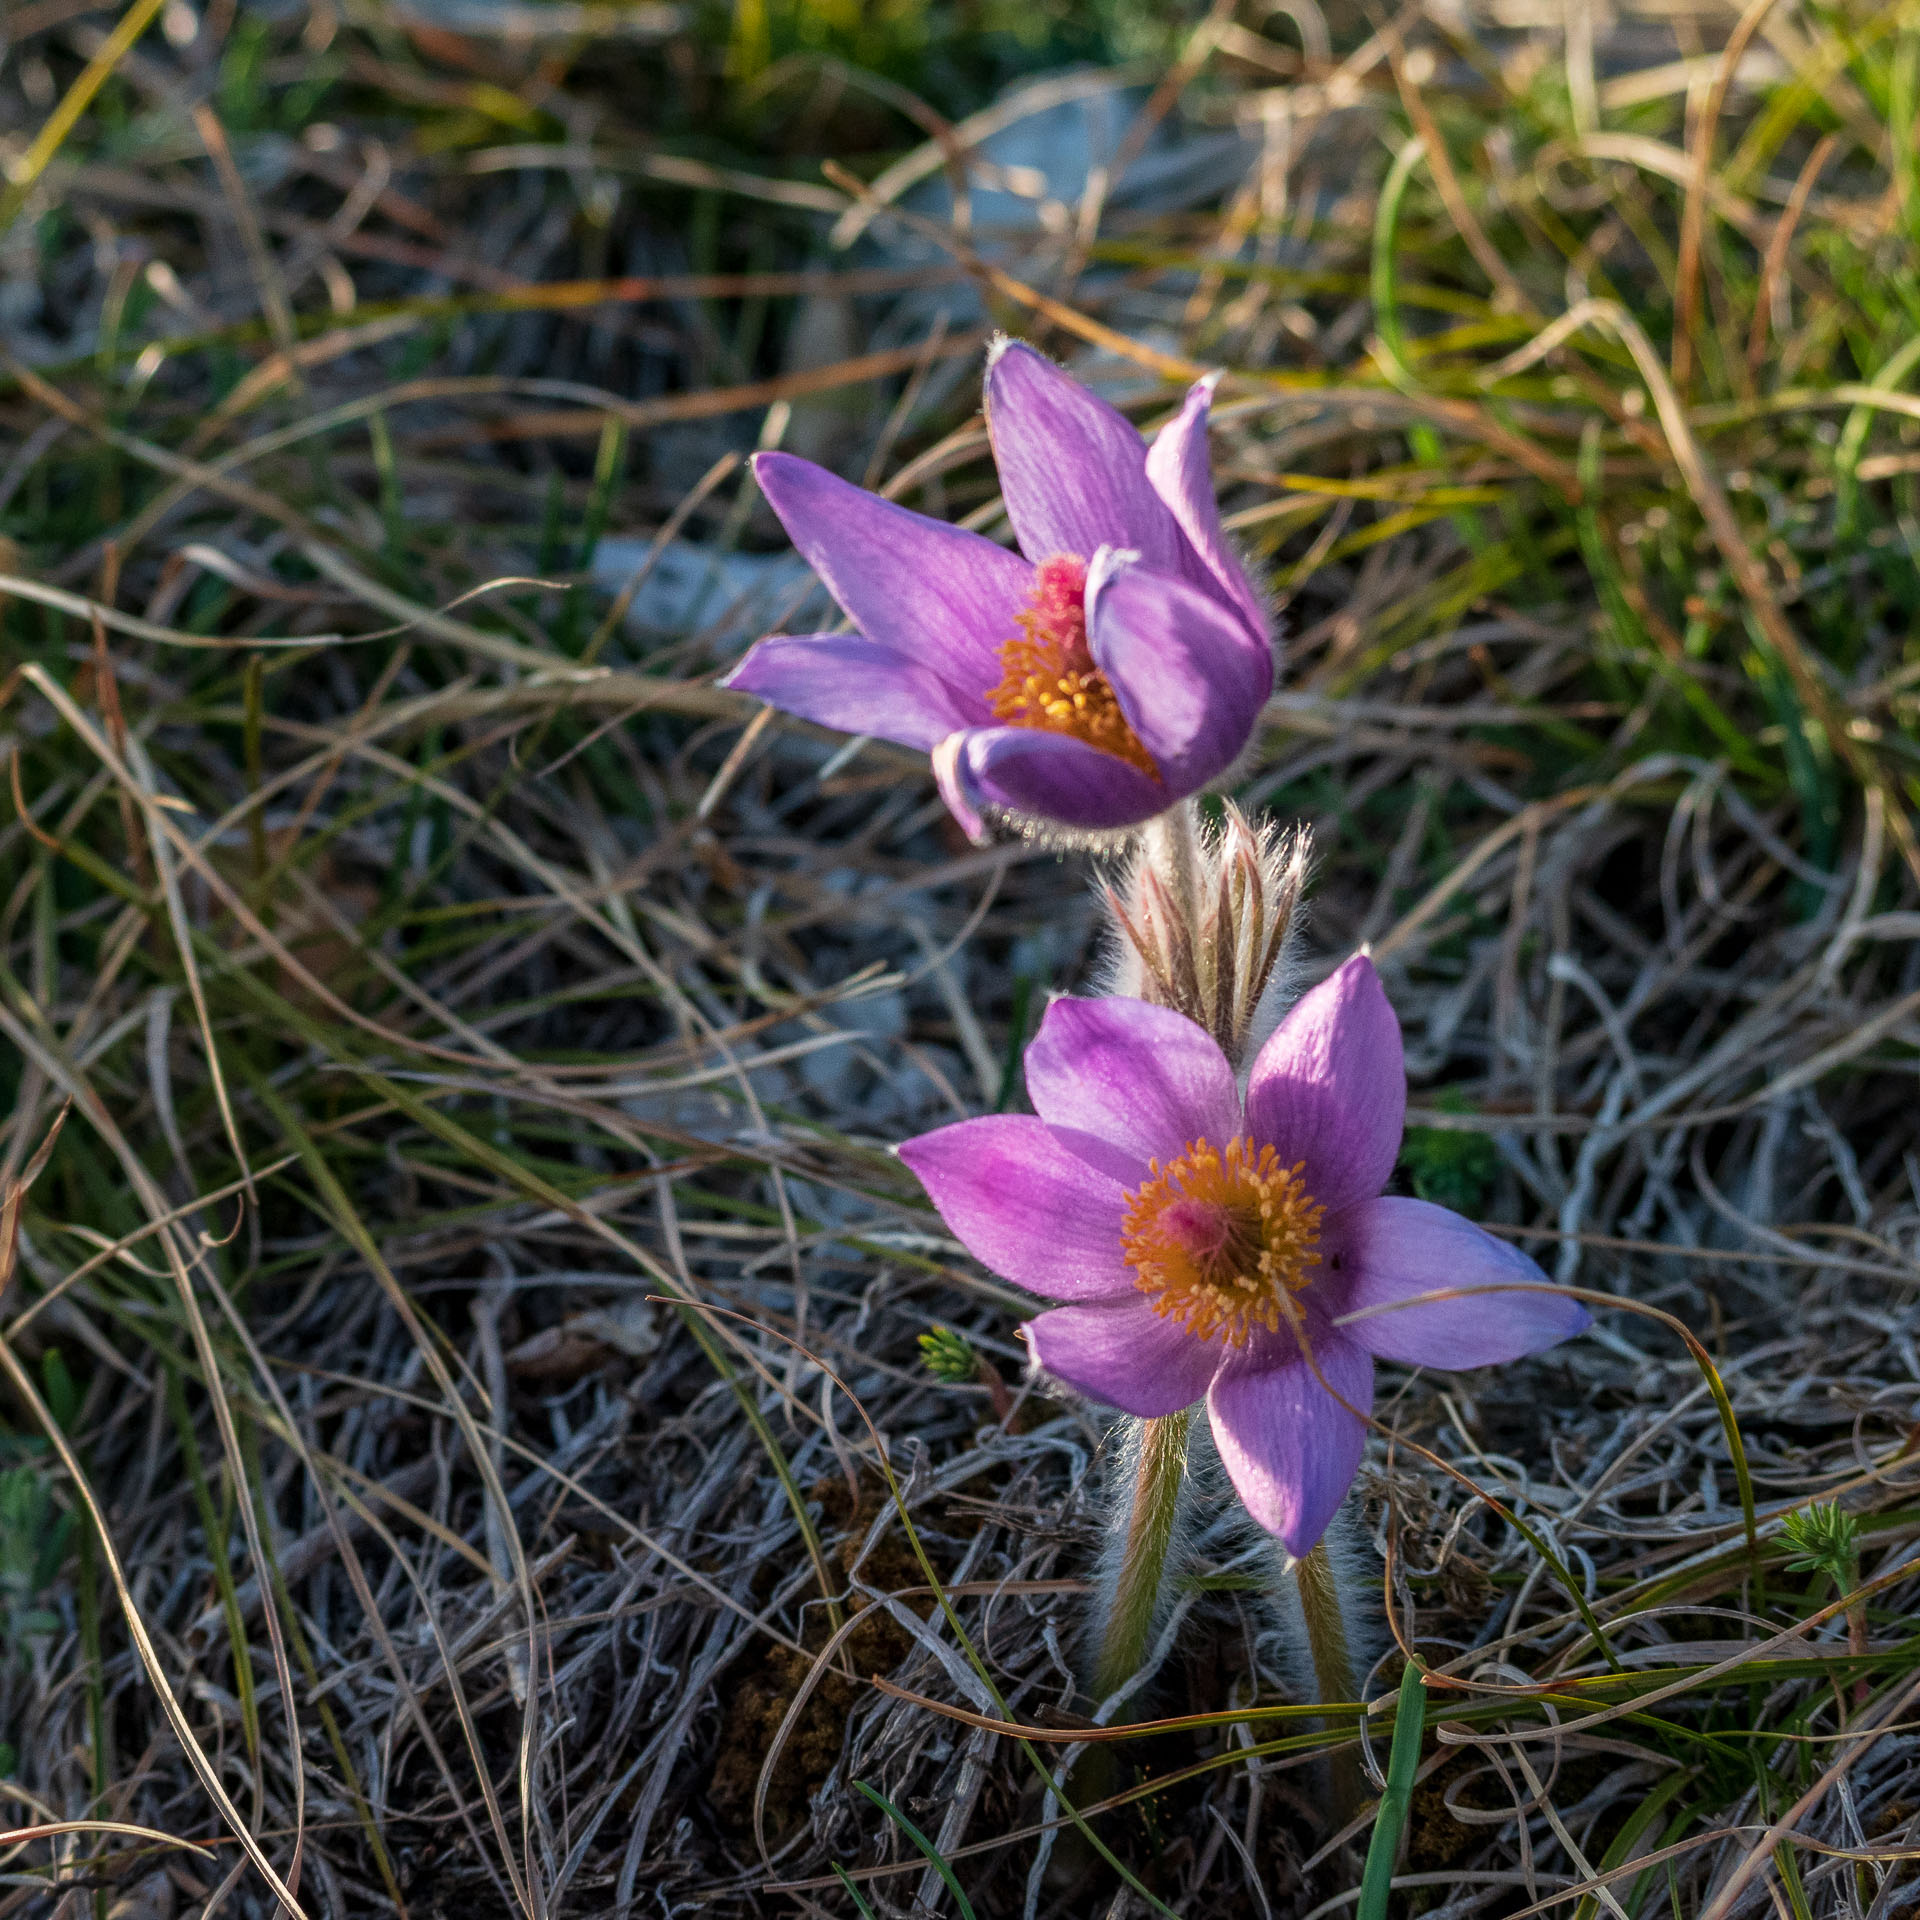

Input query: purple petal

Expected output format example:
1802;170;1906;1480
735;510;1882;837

1207;1332;1374;1556
984;341;1189;575
753;451;1026;692
1085;550;1272;791
1035;1124;1151;1190
723;633;981;752
938;725;1169;833
897;1116;1131;1301
1144;375;1271;639
1336;1197;1591;1367
1027;1297;1220;1417
1244;956;1406;1217
1024;995;1240;1180
930;732;988;844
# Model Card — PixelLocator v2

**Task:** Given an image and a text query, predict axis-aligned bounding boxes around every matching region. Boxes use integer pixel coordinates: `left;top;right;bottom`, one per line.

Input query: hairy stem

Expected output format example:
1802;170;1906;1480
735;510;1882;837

1140;798;1204;934
1293;1541;1365;1817
1064;1410;1192;1835
1091;1410;1192;1704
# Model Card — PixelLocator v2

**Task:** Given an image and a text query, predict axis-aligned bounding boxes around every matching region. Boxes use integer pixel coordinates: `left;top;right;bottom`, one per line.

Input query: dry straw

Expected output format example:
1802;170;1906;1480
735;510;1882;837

1;0;1919;1914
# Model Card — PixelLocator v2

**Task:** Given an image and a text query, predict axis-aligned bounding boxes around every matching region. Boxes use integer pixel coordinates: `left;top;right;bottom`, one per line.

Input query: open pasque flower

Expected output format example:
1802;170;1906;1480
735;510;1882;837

723;338;1273;841
898;958;1589;1556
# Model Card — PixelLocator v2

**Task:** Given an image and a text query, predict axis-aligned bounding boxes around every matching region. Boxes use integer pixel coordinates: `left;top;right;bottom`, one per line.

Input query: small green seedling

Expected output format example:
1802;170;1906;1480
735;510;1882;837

1780;1501;1859;1582
1781;1501;1869;1702
918;1326;1013;1422
918;1324;978;1383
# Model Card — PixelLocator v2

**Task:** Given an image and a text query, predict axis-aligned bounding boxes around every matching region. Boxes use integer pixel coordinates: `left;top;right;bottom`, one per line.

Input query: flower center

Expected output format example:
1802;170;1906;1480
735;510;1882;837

987;554;1159;778
1121;1137;1325;1347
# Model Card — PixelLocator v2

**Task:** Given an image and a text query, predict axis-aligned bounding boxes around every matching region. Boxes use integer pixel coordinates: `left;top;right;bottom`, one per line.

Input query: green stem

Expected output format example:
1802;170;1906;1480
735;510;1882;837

1845;1549;1869;1708
1141;799;1203;927
1293;1540;1365;1818
1091;1410;1192;1704
1067;1411;1192;1831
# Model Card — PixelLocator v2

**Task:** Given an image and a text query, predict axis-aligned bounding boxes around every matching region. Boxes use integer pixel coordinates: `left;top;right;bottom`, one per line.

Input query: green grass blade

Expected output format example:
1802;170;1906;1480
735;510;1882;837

1573;1768;1691;1920
832;1864;880;1919
853;1779;975;1920
1356;1661;1426;1920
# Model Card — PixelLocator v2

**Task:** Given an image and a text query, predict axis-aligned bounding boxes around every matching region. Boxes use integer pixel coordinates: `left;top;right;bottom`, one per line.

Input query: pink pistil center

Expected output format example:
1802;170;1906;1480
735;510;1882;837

1121;1137;1325;1347
986;554;1159;778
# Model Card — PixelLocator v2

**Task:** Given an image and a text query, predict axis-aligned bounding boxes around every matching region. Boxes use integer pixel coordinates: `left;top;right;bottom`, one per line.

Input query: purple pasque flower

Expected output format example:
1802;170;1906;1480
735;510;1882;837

722;338;1273;842
898;957;1589;1557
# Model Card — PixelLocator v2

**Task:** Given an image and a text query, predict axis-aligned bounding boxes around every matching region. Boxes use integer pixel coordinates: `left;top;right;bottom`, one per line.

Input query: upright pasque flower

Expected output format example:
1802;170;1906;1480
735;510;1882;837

723;338;1273;841
898;958;1589;1557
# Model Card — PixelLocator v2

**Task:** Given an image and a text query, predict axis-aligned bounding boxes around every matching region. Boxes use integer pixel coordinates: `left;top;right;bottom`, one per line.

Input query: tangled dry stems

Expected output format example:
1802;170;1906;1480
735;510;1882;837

2;0;1920;1915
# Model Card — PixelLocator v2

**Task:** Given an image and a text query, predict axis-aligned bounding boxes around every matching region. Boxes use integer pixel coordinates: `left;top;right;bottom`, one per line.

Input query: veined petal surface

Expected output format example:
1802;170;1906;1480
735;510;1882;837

897;1116;1131;1301
1024;995;1241;1181
1027;1297;1223;1418
1245;956;1406;1217
937;725;1169;833
1145;374;1271;637
724;632;985;751
1338;1197;1592;1367
1086;549;1271;791
753;451;1027;689
1207;1332;1374;1557
984;341;1191;577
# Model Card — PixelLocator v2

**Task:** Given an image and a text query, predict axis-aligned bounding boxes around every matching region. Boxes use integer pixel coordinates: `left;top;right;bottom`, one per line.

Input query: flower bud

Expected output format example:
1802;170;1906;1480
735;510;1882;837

1103;800;1310;1068
917;1323;979;1384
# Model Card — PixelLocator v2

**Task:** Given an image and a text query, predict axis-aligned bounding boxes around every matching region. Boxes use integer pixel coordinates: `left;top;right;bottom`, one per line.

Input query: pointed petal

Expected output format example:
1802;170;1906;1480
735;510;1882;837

1145;374;1270;638
1027;1297;1220;1417
1337;1197;1591;1367
754;451;1027;689
1244;956;1406;1216
940;725;1169;833
930;731;988;843
984;340;1189;573
897;1116;1132;1301
1086;549;1272;791
723;633;982;750
1207;1334;1373;1556
1024;994;1240;1180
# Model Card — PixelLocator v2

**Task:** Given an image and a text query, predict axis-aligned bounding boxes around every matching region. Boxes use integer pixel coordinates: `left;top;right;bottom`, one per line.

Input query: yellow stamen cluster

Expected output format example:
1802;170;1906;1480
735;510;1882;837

1121;1137;1325;1347
987;554;1159;778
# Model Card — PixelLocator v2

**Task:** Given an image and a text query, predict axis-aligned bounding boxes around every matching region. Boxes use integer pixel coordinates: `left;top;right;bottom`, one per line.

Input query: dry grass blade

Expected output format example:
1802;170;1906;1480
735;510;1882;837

5;0;1920;1914
0;1119;311;1916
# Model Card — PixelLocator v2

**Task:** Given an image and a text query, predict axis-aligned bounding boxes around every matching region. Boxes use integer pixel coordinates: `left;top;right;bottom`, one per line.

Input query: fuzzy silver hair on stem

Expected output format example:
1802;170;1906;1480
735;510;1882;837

1259;1508;1381;1815
1086;1410;1197;1710
975;805;1151;859
1061;1408;1198;1846
1101;798;1311;1068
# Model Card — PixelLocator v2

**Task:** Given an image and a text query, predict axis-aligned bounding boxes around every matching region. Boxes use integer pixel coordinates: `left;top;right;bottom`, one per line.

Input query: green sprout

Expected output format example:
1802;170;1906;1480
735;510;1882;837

1780;1501;1870;1700
918;1324;978;1384
1780;1501;1860;1583
917;1325;1014;1423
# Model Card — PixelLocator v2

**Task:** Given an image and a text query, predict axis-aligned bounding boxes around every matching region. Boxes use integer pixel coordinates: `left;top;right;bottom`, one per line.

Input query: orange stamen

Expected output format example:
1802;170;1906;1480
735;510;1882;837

987;554;1159;778
1121;1138;1324;1347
